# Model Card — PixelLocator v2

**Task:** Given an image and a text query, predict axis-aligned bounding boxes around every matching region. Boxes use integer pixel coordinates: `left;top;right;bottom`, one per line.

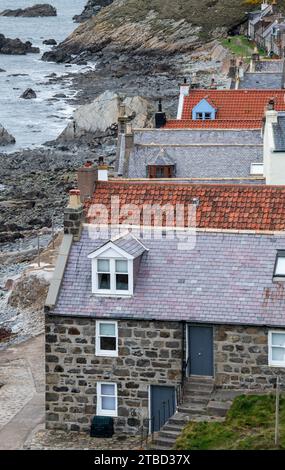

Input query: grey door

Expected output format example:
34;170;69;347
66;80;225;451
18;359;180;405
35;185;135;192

150;385;176;432
188;326;213;376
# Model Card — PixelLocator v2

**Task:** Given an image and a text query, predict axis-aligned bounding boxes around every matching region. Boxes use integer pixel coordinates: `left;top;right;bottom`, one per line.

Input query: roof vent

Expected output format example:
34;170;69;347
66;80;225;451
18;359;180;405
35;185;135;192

192;197;200;207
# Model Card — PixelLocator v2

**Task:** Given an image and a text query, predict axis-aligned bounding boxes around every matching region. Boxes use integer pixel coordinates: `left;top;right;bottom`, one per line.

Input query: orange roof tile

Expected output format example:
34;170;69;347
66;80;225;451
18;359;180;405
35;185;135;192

85;181;285;231
164;119;262;129
165;89;285;129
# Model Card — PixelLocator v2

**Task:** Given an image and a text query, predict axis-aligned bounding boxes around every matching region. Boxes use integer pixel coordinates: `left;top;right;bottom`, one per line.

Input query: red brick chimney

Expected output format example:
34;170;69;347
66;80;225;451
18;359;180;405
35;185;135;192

77;161;97;203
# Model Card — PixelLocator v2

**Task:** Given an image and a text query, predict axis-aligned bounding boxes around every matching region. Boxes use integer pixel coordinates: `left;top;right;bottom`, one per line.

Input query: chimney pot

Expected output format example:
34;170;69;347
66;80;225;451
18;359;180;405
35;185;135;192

68;189;81;209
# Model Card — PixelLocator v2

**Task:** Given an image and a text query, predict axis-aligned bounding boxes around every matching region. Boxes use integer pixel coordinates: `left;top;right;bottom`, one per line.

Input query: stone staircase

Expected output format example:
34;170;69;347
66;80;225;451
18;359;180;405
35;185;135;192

151;376;230;450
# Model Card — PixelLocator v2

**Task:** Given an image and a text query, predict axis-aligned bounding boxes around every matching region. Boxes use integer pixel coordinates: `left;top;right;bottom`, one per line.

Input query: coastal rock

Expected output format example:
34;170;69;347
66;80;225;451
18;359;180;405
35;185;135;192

8;269;52;311
0;34;40;55
44;0;253;63
0;4;57;17
20;88;37;99
42;49;72;63
58;90;153;141
0;124;16;146
43;39;57;46
73;0;114;23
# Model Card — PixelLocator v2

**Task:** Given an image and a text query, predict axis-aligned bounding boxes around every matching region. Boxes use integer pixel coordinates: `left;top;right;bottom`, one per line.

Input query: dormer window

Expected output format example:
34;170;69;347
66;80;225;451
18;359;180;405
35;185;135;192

96;257;131;295
148;165;174;178
192;98;216;121
273;250;285;280
88;234;148;297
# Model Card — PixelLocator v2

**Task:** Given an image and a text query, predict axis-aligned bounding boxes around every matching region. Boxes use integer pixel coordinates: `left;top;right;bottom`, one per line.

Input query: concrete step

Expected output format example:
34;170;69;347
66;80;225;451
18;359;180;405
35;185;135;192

207;400;231;417
152;437;176;449
159;429;181;440
162;424;185;433
183;396;209;405
183;388;212;399
186;376;214;385
178;404;209;415
184;384;214;393
168;413;190;426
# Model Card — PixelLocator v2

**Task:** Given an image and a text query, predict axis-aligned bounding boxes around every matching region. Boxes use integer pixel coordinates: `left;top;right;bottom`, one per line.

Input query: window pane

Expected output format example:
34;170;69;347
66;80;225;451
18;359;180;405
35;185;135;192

100;337;116;351
98;273;110;289
205;113;211;120
98;259;110;272
100;323;116;336
272;333;285;347
102;396;115;410
275;256;285;275
116;274;129;290
272;347;285;362
115;260;128;273
101;384;115;396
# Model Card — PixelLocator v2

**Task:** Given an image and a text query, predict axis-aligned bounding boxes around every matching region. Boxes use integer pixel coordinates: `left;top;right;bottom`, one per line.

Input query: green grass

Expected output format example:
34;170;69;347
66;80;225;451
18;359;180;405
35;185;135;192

220;35;266;61
175;394;285;450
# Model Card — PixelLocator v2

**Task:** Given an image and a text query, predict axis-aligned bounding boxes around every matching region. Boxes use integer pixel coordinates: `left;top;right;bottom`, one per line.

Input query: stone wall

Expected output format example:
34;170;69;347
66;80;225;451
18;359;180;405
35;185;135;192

214;325;285;390
45;316;182;434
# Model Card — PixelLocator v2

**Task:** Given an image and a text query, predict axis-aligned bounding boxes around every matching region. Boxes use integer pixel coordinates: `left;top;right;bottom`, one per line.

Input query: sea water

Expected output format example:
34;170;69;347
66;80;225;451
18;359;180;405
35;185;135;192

0;0;87;150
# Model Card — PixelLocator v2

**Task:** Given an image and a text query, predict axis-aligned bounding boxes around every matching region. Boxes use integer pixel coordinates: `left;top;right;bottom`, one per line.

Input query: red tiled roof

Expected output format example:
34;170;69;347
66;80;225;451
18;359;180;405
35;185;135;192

85;181;285;231
165;89;285;129
164;119;262;129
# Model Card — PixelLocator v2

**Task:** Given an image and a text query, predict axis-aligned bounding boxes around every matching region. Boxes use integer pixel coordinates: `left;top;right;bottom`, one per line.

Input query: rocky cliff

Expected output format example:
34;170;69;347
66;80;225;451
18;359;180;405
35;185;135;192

44;0;250;62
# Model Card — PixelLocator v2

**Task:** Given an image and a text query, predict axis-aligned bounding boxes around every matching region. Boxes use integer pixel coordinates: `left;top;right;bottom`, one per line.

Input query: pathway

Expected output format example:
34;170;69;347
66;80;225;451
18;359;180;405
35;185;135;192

0;334;45;450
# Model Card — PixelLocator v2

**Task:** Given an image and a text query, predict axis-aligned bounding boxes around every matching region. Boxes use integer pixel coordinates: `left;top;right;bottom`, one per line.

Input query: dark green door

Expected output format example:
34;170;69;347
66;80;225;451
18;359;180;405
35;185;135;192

188;326;213;376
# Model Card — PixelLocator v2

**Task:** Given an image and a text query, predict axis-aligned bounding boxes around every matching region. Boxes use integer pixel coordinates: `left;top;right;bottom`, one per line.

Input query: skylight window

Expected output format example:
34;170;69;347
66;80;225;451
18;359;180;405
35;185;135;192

273;251;285;279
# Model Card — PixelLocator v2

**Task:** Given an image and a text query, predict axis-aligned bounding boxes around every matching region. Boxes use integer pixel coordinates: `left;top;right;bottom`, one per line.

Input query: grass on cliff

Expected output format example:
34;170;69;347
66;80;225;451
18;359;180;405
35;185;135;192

108;0;251;35
221;35;266;60
175;394;285;450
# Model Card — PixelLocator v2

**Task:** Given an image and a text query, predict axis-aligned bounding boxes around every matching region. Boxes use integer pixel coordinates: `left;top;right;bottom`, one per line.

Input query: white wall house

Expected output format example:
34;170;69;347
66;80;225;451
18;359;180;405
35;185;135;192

263;109;285;184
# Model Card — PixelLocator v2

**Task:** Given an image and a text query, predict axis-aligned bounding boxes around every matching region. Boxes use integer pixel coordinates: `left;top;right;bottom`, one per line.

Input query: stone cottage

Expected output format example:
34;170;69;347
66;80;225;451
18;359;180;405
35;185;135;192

45;169;285;435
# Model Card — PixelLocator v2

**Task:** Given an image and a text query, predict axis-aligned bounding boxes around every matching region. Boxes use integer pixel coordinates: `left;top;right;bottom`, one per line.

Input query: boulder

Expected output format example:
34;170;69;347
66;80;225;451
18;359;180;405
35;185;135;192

43;38;57;46
0;4;57;17
58;90;153;141
0;34;39;55
20;88;37;99
0;124;16;146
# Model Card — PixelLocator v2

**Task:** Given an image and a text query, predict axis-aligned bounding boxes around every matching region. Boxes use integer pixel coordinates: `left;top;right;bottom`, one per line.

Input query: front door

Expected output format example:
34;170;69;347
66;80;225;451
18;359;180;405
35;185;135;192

150;385;176;432
188;325;213;376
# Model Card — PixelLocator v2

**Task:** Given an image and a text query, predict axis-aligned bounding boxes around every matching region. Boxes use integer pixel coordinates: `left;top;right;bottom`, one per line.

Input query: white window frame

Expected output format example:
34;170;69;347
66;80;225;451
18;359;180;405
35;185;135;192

94;257;132;295
97;382;118;417
268;330;285;367
88;242;134;297
95;320;118;357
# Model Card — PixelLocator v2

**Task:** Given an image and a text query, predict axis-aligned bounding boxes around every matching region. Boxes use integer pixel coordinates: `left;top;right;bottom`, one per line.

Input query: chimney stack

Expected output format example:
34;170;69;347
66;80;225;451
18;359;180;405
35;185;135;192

64;189;83;241
77;161;97;203
155;99;167;128
177;79;190;119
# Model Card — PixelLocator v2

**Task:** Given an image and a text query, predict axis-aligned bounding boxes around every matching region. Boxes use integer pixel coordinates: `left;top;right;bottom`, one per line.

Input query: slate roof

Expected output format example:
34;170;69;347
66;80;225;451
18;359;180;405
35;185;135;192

272;115;285;151
51;228;285;326
85;181;285;231
148;148;175;166
112;233;147;257
238;73;283;89
255;60;284;73
127;144;263;179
